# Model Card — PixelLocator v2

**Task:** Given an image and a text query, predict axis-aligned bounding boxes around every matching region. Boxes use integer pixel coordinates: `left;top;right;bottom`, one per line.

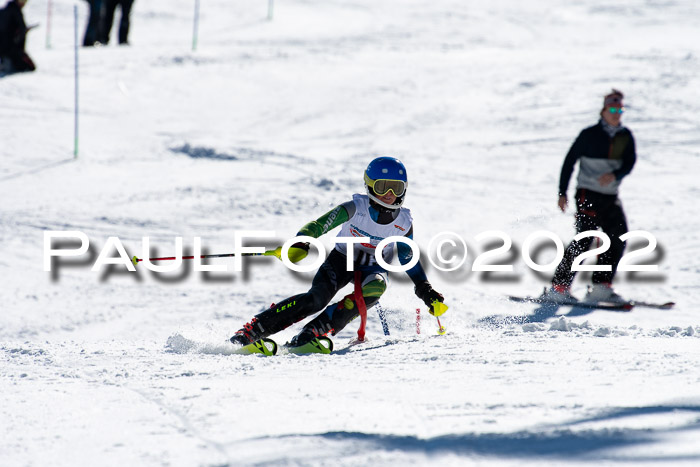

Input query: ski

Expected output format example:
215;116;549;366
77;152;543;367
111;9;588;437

508;295;633;311
286;336;334;355
233;338;278;356
509;295;675;311
627;300;675;310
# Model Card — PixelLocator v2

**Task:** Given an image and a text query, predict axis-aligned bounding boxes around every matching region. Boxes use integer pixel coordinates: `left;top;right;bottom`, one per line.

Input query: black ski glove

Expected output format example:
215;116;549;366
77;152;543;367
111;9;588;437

415;281;444;311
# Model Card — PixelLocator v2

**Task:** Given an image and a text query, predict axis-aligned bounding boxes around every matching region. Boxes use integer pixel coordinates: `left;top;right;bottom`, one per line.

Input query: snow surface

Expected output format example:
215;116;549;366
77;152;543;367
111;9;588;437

2;0;700;465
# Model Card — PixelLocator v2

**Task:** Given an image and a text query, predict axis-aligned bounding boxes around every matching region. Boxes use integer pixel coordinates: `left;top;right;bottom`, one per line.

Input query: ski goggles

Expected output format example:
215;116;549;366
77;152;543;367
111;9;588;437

608;107;625;114
364;174;406;196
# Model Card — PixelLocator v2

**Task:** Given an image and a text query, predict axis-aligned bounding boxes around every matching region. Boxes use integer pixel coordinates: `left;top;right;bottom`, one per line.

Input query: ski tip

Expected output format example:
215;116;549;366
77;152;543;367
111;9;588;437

319;336;334;353
131;255;140;266
287;337;333;355
649;301;675;310
262;338;278;356
627;301;675;310
234;338;278;356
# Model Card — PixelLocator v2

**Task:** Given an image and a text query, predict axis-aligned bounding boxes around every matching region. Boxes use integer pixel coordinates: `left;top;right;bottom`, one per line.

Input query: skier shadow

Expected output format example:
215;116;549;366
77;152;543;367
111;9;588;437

331;336;420;355
480;302;629;327
258;405;700;463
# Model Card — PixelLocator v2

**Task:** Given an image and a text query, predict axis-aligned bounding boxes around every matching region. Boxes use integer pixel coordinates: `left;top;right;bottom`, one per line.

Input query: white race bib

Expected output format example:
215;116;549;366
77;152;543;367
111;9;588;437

334;194;413;265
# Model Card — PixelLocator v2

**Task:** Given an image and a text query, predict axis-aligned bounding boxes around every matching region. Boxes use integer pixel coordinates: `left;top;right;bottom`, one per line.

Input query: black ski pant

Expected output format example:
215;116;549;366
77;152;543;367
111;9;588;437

250;249;386;339
83;0;104;46
552;188;628;287
101;0;134;44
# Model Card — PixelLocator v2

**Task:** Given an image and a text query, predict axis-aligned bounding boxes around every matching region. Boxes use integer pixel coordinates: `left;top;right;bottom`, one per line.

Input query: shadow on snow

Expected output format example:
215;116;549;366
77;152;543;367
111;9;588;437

479;301;631;327
169;143;238;161
250;405;700;462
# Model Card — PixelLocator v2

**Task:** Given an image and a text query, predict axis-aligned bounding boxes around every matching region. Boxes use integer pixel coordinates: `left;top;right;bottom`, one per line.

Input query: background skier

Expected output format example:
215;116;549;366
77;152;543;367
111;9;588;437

101;0;134;45
0;0;36;73
545;89;636;303
230;156;447;350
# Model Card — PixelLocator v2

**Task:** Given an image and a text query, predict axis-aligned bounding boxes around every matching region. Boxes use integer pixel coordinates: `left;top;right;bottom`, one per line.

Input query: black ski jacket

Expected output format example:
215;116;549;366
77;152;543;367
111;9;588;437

558;120;636;197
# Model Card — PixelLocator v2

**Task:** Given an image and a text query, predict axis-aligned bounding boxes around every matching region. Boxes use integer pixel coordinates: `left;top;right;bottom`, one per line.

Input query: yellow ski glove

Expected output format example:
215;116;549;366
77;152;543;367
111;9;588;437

268;242;310;263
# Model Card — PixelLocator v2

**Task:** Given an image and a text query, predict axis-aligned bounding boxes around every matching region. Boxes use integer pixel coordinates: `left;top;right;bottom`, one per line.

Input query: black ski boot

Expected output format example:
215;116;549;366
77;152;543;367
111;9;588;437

230;296;310;346
230;317;266;346
288;310;335;347
288;328;316;348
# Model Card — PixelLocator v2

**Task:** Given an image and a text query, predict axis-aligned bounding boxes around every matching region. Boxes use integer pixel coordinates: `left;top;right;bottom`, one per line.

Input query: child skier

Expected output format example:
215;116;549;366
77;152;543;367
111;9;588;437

230;156;447;350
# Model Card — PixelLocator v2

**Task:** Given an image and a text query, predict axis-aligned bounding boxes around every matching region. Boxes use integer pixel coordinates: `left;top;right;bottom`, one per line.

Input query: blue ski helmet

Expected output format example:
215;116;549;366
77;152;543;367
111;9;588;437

364;156;408;209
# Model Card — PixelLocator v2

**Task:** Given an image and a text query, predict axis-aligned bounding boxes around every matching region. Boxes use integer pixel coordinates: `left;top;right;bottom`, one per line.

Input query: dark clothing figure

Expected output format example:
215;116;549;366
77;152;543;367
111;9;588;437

0;0;36;73
558;121;636;198
553;120;636;289
101;0;134;45
549;90;637;303
83;0;104;47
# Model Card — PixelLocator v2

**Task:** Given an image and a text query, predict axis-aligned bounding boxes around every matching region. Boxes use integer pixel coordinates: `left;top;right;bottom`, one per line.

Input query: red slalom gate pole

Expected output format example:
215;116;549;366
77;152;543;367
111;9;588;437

354;271;367;341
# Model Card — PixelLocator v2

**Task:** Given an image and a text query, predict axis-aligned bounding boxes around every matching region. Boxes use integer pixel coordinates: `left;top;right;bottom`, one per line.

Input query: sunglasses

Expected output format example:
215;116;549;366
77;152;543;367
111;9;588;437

608;107;625;114
365;174;406;196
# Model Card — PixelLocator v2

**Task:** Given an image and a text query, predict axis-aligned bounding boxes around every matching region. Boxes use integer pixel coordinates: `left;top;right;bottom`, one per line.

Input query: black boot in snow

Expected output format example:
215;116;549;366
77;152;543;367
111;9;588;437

288;312;334;347
230;317;266;346
288;328;316;348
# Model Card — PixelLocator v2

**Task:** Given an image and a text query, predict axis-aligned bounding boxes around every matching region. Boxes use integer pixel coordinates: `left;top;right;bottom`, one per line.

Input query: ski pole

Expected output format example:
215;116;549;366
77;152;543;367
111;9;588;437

436;316;446;335
376;303;390;336
430;300;449;335
131;249;280;266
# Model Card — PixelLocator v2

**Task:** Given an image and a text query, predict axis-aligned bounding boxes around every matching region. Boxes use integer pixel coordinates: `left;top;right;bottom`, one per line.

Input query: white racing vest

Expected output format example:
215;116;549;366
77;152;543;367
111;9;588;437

334;194;413;266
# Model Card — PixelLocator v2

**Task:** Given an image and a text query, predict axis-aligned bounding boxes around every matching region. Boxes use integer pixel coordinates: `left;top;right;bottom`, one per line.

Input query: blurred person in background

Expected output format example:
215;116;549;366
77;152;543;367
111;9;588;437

82;0;103;47
101;0;134;45
543;89;637;304
0;0;36;73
